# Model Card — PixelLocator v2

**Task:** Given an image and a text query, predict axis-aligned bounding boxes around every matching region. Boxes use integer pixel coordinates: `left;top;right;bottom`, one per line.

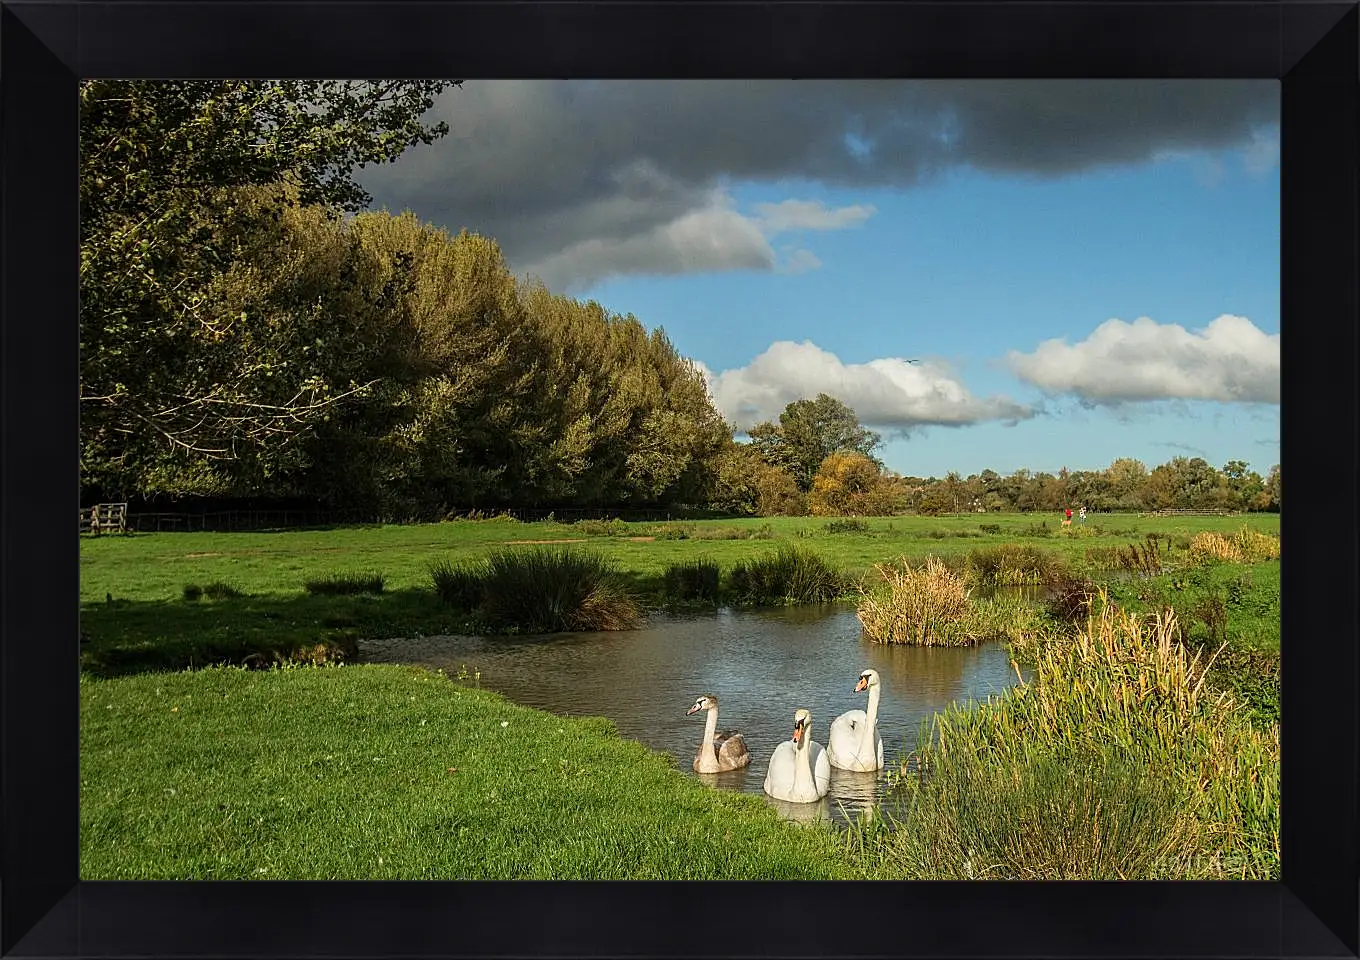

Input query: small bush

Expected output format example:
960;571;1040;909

574;518;633;537
478;548;642;632
202;582;244;600
727;546;844;605
978;523;1001;535
1045;576;1099;624
824;517;870;534
303;572;385;596
662;559;721;605
965;544;1066;587
650;523;693;541
429;559;488;611
1188;532;1242;565
182;584;203;602
1232;527;1280;563
1020;521;1053;538
857;556;978;646
691;524;773;541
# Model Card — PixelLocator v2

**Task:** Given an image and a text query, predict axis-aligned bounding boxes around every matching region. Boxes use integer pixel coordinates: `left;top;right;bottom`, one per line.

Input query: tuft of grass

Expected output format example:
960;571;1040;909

823;518;870;534
727;546;844;605
428;559;488;611
878;745;1199;879
978;523;1001;535
690;523;774;541
181;584;203;602
856;556;978;647
478;548;642;633
1019;521;1053;538
649;523;693;541
898;594;1279;879
303;572;386;596
202;582;244;600
662;559;721;605
964;544;1066;587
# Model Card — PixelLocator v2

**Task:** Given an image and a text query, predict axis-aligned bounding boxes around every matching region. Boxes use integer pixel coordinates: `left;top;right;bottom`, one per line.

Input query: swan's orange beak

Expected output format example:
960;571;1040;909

855;677;869;693
792;722;803;743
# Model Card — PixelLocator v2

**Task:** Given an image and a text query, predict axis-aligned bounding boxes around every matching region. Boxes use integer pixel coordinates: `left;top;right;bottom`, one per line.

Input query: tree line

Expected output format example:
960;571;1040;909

80;80;1280;520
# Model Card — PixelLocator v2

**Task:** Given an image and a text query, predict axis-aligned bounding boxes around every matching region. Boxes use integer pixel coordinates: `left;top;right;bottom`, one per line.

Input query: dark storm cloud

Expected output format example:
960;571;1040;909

358;80;1279;289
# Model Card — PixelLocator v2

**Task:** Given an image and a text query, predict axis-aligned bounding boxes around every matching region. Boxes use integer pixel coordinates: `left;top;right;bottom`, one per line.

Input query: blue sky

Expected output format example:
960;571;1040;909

361;80;1280;479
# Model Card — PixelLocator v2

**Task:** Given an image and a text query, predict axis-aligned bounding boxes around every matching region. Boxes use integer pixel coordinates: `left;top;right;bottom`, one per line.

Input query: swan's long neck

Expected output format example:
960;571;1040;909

794;726;814;785
861;684;881;749
702;706;719;748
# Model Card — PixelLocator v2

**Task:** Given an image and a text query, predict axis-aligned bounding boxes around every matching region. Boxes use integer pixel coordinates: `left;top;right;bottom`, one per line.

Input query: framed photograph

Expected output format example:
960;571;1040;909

4;1;1355;957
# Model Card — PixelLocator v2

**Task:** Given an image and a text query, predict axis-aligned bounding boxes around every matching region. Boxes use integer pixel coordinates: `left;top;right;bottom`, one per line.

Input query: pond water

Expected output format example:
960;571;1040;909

360;604;1026;826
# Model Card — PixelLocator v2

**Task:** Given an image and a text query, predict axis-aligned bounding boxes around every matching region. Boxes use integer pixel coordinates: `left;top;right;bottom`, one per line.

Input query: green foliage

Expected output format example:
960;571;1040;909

573;518;634;537
823;517;870;534
748;394;882;492
201;582;244;600
727;546;845;605
303;572;385;596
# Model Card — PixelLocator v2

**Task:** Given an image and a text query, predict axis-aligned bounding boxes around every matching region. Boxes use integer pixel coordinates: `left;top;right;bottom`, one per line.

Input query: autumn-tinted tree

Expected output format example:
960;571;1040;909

808;451;902;516
748;394;881;490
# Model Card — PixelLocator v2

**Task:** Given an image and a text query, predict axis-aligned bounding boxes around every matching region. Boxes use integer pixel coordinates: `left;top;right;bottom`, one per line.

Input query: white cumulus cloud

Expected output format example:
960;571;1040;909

1004;314;1279;404
695;340;1034;432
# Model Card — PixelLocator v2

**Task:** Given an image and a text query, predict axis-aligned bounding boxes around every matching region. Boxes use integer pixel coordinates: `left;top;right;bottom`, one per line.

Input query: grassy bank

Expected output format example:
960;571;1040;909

81;664;862;879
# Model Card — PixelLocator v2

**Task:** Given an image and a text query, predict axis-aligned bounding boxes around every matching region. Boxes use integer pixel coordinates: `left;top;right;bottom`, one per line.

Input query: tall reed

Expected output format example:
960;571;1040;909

857;556;977;646
478;548;642;633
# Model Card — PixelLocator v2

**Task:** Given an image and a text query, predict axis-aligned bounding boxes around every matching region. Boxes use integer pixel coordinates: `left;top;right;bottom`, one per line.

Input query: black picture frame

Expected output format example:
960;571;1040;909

3;2;1356;957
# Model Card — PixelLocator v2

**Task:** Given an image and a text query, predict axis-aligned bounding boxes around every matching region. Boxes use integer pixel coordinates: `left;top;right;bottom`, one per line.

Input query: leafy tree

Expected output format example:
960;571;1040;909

748;394;881;490
80;80;457;493
1263;464;1281;511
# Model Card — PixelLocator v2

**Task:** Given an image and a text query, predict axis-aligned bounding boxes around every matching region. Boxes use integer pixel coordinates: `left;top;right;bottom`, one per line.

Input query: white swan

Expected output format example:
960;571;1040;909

686;694;751;773
763;708;831;803
827;668;885;771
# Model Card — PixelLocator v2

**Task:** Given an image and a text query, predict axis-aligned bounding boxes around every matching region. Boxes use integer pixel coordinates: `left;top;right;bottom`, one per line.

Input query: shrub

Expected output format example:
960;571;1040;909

478;548;642;633
182;584;203;602
857;556;978;646
1188;532;1242;565
662;559;721;605
978;523;1001;535
727;546;844;605
1044;576;1099;624
894;596;1279;879
691;524;773;541
573;518;633;537
429;559;488;611
650;523;693;541
964;544;1066;587
823;517;870;534
1019;521;1053;538
303;572;386;596
1232;527;1280;563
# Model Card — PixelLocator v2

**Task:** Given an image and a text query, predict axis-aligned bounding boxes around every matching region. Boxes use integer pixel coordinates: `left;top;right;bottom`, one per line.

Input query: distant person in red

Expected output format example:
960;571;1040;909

1065;507;1073;521
1063;506;1073;528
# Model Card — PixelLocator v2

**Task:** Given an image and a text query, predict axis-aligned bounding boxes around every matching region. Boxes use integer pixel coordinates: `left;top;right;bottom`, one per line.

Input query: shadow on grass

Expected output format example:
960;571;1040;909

80;588;482;679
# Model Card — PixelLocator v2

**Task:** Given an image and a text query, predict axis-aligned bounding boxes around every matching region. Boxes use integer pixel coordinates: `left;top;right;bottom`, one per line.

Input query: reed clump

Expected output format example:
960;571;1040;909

662;559;721;605
1188;531;1242;565
1231;527;1281;563
964;544;1066;587
429;559;488;611
883;594;1279;879
477;548;642;633
857;556;979;647
727;546;844;605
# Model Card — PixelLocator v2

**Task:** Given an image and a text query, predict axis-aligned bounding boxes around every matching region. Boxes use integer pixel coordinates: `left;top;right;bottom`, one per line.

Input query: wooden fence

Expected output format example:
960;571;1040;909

79;503;127;535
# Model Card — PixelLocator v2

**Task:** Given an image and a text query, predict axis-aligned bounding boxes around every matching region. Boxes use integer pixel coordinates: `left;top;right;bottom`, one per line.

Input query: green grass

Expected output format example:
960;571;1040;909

477;548;642;633
662;558;721;605
80;664;862;879
79;511;1281;879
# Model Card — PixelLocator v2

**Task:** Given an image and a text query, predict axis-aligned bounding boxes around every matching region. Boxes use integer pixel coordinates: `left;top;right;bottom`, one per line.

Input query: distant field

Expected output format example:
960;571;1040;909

81;512;1281;604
